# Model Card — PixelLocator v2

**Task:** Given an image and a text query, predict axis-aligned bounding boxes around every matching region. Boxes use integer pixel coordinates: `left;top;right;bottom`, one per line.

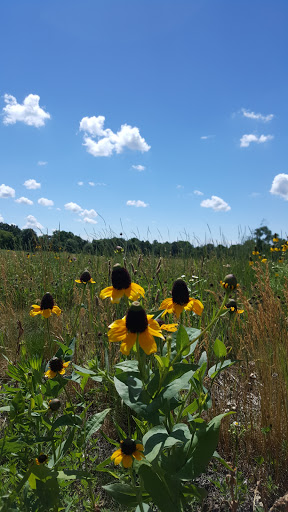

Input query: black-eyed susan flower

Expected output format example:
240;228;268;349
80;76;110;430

30;293;61;318
261;258;267;263
159;279;204;319
252;247;260;256
160;323;178;332
249;257;254;266
220;274;239;291
278;258;284;263
49;398;61;411
100;264;145;304
273;234;279;243
36;453;48;465
111;439;144;468
115;245;124;254
75;270;96;284
108;302;163;355
224;299;244;315
45;357;70;379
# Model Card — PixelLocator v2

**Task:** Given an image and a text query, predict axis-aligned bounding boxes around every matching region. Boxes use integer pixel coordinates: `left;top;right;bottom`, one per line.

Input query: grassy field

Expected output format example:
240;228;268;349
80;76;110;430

0;244;288;511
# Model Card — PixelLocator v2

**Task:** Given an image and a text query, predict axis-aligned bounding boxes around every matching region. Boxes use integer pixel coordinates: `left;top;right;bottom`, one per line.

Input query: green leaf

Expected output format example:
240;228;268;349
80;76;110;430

213;338;227;358
208;359;236;379
138;463;180;512
115;360;139;372
85;408;110;444
143;425;168;462
52;414;82;430
181;398;199;418
103;483;147;507
135;504;154;512
57;470;90;481
182;483;207;501
176;324;189;353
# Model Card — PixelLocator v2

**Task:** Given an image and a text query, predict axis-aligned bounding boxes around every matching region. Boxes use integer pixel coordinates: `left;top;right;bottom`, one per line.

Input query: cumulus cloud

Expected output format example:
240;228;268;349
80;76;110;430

194;190;204;196
82;217;97;224
23;215;44;230
0;184;15;198
176;185;184;189
242;109;274;122
24;179;41;190
132;165;146;171
240;134;274;147
15;197;33;205
77;181;84;186
270;173;288;200
80;115;150;157
37;161;47;166
200;195;231;212
88;181;95;186
126;200;148;208
38;197;54;207
3;94;50;127
64;202;83;213
80;208;97;219
200;135;214;140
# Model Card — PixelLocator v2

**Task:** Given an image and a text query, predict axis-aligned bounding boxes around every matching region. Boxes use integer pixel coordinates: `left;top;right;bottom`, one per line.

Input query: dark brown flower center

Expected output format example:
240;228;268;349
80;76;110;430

41;292;54;310
112;265;131;290
172;279;189;305
126;302;148;333
80;270;91;283
223;274;238;289
37;454;48;464
49;357;64;372
121;438;136;455
49;398;61;411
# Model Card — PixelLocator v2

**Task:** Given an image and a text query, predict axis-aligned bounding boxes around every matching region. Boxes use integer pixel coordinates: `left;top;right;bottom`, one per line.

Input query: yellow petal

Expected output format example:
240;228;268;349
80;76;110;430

75;279;82;283
111;448;122;461
136;443;144;452
99;286;113;300
111;288;125;304
173;303;184;319
133;450;145;460
42;309;52;318
45;369;56;379
30;309;42;317
139;330;157;355
122;455;133;468
120;332;137;355
159;298;173;314
108;318;127;342
63;361;70;368
161;323;178;332
52;305;61;316
128;282;145;301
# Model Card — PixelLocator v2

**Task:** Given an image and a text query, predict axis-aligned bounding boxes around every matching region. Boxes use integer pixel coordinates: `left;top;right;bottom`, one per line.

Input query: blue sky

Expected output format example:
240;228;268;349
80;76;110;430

1;0;288;244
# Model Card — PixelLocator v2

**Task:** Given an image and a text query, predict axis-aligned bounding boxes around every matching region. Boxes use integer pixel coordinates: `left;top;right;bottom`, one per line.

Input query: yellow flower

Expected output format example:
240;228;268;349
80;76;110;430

111;439;144;468
108;302;164;355
261;258;267;263
278;258;284;263
75;270;96;284
224;299;244;315
36;453;48;465
160;323;178;332
30;292;61;318
100;265;144;304
273;234;279;243
159;279;204;319
45;357;70;379
249;258;254;266
252;247;259;255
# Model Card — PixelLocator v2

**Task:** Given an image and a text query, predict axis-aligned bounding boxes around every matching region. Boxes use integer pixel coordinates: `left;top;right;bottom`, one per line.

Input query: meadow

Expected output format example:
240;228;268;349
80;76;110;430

0;237;288;512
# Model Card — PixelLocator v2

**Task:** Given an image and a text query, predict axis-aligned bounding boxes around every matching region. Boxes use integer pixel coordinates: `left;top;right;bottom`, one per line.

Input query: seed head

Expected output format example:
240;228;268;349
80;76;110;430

121;438;137;455
172;279;189;305
40;292;54;310
126;302;148;333
112;265;131;290
80;270;91;283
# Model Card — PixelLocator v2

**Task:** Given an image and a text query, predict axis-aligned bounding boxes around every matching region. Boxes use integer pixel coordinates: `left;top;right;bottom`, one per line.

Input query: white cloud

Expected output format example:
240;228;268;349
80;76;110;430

88;181;95;186
0;184;15;198
250;192;261;198
270;173;288;200
240;134;274;147
200;135;214;140
126;200;148;208
24;179;41;190
38;197;54;207
3;94;50;127
194;190;204;196
176;185;184;189
64;202;83;213
80;115;150;157
80;208;97;219
77;181;84;186
83;217;97;224
132;164;146;171
15;196;33;205
0;214;3;222
23;215;44;230
200;195;231;212
242;109;274;122
37;161;47;166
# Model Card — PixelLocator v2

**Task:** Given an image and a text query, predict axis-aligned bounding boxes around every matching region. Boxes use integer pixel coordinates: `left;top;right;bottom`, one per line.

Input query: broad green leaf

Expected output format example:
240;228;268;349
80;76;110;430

213;338;227;358
143;425;168;462
138;463;179;512
103;483;147;507
176;324;189;353
52;414;82;430
57;470;90;481
208;359;236;379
